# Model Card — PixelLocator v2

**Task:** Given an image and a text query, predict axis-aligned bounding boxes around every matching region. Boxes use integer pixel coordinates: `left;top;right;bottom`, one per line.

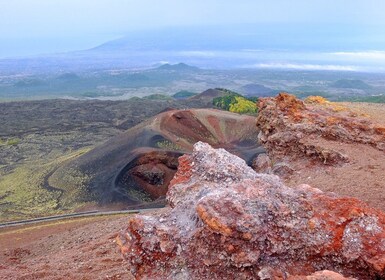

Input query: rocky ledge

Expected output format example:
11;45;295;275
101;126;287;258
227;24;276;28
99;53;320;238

117;142;385;279
256;93;385;165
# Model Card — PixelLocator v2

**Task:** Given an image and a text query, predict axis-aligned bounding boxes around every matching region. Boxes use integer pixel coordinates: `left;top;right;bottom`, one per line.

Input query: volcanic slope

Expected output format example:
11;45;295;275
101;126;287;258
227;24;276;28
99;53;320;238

49;108;263;210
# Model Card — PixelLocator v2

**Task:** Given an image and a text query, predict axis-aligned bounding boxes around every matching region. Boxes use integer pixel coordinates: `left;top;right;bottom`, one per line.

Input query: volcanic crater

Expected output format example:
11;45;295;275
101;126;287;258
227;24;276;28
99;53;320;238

53;108;263;209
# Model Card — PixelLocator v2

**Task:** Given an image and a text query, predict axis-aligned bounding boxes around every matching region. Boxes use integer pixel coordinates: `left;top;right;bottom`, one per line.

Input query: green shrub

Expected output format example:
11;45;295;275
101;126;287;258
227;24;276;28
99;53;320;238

213;90;258;114
156;140;181;151
1;138;21;146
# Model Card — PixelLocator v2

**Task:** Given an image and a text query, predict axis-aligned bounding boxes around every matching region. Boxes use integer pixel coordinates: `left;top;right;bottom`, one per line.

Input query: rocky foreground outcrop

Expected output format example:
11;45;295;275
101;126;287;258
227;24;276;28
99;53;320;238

117;142;385;279
254;93;385;211
256;93;385;165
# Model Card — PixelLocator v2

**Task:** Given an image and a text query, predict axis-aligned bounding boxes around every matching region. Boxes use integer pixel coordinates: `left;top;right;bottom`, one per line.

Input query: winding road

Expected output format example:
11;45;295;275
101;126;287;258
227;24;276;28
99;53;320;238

0;208;161;228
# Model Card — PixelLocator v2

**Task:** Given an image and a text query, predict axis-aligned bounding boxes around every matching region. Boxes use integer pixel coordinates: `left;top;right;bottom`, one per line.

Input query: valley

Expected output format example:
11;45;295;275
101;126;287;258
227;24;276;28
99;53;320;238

1;63;385;103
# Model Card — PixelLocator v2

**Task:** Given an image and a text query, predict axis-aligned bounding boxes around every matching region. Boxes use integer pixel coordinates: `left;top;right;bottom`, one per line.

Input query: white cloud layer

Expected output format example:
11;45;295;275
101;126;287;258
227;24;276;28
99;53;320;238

330;51;385;60
249;63;359;71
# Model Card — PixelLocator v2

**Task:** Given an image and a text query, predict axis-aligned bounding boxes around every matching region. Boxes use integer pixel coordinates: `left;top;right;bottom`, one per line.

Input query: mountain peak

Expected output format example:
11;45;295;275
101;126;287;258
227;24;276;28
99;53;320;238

157;62;199;71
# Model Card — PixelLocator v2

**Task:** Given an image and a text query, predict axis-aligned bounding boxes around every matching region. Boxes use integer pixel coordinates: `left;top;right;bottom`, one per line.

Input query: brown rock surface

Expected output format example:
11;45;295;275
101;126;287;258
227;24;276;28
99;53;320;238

117;142;385;279
256;93;385;163
256;93;385;210
252;153;272;174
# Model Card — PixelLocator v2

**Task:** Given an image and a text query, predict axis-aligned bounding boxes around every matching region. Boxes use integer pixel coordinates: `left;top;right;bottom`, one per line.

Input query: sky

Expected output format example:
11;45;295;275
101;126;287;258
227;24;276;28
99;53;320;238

1;0;385;59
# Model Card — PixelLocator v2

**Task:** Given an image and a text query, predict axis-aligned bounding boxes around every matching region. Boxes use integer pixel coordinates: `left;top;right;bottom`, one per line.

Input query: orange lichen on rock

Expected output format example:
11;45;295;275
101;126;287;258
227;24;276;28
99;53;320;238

305;95;348;112
305;95;331;104
117;142;385;279
168;154;192;187
196;204;233;236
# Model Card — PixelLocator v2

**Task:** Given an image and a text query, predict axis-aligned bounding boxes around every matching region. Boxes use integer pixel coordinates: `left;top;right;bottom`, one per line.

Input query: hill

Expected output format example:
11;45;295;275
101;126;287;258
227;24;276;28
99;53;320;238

157;63;199;71
189;88;234;102
240;83;275;97
212;89;258;114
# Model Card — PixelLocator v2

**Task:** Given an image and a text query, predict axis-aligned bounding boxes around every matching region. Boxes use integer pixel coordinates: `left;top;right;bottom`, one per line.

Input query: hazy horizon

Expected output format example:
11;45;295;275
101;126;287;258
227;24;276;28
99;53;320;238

1;1;385;72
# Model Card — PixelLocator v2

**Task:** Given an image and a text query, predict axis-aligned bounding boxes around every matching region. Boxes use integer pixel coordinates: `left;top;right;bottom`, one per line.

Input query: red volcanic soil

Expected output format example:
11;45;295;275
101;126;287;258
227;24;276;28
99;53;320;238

0;215;135;280
158;108;259;151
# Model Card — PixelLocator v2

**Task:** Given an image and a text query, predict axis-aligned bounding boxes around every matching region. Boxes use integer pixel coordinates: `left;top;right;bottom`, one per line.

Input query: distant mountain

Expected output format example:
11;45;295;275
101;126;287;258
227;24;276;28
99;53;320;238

240;83;275;97
331;79;372;90
157;63;199;71
88;24;378;54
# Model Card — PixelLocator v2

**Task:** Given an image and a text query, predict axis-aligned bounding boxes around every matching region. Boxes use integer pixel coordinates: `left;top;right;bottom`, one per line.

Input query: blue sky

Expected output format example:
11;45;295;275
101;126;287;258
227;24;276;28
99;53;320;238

1;0;385;59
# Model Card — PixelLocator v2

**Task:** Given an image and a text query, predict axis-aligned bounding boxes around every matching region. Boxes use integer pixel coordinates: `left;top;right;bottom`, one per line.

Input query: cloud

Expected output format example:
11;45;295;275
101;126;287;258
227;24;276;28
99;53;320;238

248;63;359;71
330;51;385;60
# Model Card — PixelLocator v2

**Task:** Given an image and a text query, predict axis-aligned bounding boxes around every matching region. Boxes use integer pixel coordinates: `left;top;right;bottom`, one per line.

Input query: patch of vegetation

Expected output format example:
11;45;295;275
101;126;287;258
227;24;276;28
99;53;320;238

0;147;91;222
49;167;92;208
156;140;182;151
229;96;258;114
0;138;21;146
143;94;172;100
213;90;258;114
0;164;61;222
122;185;153;202
172;90;197;99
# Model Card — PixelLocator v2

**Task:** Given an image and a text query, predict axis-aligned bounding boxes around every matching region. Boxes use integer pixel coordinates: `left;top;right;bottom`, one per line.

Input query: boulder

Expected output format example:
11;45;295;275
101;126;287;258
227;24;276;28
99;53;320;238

117;142;385;279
